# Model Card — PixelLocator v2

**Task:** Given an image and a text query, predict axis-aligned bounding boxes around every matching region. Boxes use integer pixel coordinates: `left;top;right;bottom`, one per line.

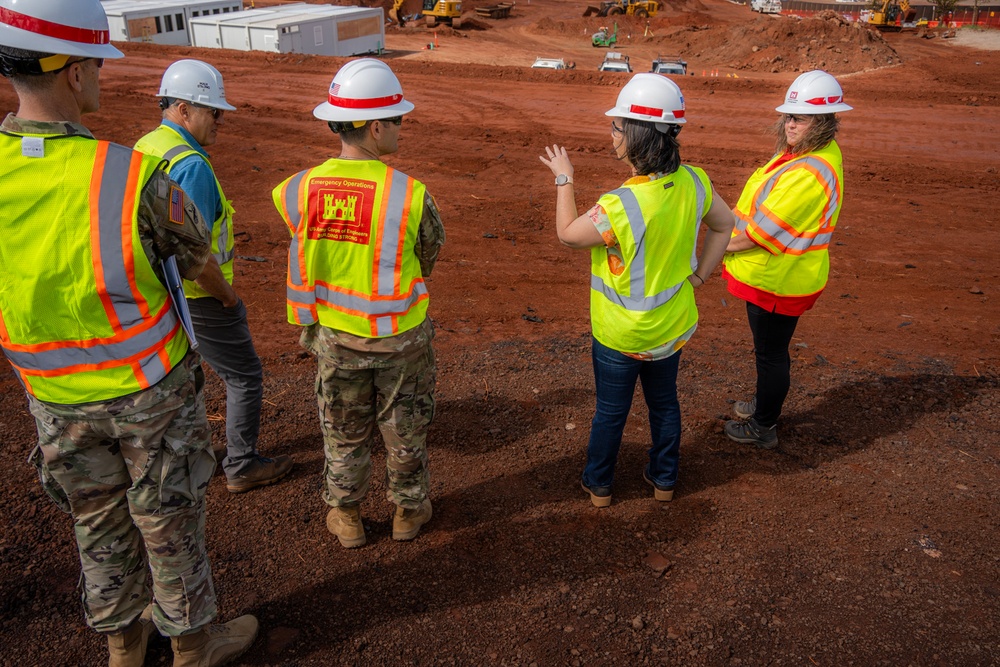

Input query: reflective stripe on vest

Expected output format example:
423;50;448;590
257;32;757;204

591;166;706;311
1;141;181;387
736;155;838;253
281;168;317;326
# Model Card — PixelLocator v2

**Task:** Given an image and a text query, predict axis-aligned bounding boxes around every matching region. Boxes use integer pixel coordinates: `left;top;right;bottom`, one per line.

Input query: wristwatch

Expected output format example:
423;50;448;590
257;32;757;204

555;174;573;186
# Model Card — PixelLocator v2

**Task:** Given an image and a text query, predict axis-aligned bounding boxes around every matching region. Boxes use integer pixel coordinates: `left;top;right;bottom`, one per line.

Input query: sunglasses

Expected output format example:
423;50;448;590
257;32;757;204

53;57;104;74
783;114;809;124
192;104;224;120
381;116;403;126
611;121;624;134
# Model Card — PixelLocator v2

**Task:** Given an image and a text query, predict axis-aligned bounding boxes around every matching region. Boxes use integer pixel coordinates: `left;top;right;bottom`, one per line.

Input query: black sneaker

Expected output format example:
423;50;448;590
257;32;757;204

724;418;778;449
733;396;757;420
581;480;612;508
642;468;675;502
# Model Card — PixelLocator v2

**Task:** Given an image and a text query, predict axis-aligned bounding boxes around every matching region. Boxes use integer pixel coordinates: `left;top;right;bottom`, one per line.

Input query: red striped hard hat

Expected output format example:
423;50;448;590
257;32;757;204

0;0;123;59
605;73;686;133
313;58;414;122
776;70;853;114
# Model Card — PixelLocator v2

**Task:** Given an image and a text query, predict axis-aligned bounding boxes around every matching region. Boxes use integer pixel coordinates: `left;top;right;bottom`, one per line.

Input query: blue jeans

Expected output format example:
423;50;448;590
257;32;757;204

583;338;682;490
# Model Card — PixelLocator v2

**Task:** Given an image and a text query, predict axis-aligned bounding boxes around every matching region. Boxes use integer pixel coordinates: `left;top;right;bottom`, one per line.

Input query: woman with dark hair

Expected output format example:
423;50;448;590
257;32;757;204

723;70;853;449
540;73;734;507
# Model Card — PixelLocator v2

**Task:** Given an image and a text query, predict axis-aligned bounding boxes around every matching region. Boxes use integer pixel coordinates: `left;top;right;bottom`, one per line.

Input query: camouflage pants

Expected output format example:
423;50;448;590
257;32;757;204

316;345;435;509
26;356;217;636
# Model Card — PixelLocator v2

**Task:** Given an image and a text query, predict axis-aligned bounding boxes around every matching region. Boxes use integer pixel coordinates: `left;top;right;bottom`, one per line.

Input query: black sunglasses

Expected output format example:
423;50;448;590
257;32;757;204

192;104;224;120
53;57;104;74
381;116;403;126
783;114;808;123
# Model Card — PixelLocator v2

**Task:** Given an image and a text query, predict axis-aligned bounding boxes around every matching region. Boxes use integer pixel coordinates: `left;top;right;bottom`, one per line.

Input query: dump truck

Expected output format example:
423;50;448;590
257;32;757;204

584;0;659;19
475;1;515;18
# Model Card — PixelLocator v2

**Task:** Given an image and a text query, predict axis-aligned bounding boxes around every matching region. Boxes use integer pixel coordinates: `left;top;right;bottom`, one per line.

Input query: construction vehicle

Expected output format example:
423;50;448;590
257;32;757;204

584;0;659;19
476;1;515;18
532;57;568;69
866;0;914;31
592;23;618;47
422;0;463;28
750;0;781;14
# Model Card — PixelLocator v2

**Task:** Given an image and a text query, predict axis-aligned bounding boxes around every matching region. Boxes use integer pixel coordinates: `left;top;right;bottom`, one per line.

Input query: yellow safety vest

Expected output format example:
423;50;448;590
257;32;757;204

135;124;235;299
724;140;844;297
590;166;712;354
272;159;429;338
0;133;189;404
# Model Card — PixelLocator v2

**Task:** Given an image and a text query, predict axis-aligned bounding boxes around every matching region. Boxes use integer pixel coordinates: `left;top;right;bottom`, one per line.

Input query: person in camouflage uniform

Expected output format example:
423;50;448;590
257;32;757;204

0;2;257;665
272;58;445;548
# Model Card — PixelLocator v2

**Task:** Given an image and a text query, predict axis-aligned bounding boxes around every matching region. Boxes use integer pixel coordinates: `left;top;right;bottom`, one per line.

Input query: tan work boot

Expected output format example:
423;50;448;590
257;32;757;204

392;499;432;541
326;506;366;548
170;615;259;667
226;455;294;493
108;605;155;667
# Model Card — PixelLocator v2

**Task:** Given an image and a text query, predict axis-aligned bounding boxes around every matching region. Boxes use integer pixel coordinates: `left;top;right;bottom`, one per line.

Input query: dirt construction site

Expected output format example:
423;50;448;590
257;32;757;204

1;0;999;664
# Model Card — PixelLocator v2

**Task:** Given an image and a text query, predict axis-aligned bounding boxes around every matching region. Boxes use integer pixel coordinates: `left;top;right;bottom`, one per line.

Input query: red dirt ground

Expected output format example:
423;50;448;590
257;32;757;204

1;0;998;665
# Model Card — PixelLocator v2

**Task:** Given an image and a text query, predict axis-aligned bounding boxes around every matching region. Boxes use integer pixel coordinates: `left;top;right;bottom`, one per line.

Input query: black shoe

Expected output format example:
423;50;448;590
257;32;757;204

581;480;612;508
724;418;778;449
642;468;675;502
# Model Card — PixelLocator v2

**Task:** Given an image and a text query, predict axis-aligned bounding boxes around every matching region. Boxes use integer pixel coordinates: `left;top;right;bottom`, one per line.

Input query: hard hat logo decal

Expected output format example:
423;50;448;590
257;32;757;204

0;7;110;45
789;91;798;101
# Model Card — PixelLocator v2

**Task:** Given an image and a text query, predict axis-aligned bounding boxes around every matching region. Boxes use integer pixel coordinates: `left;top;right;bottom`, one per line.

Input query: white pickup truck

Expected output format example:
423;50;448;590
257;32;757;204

531;57;567;70
598;51;631;73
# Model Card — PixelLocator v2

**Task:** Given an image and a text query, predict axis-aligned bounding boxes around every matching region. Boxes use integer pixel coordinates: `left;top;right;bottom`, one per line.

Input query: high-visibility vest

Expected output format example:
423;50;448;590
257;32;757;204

0;133;189;404
724;140;844;297
590;166;712;354
272;159;429;338
135;124;235;299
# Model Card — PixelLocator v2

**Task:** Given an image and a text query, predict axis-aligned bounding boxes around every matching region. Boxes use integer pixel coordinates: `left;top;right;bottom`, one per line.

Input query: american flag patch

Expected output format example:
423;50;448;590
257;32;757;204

169;186;184;224
331;83;341;96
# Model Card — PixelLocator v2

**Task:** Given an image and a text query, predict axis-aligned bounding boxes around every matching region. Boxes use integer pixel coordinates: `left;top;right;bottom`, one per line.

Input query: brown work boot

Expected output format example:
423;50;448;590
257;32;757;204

226;455;293;494
170;615;259;667
392;499;432;541
326;506;366;548
108;605;155;667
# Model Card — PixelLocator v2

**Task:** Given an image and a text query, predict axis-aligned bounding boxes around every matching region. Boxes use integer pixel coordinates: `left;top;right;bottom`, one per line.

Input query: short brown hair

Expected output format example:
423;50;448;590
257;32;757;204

772;113;839;155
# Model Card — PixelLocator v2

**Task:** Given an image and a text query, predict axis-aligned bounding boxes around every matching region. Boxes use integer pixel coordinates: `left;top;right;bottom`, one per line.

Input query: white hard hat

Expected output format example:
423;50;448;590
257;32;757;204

775;70;853;114
158;59;236;111
605;73;686;132
0;0;123;59
313;58;414;122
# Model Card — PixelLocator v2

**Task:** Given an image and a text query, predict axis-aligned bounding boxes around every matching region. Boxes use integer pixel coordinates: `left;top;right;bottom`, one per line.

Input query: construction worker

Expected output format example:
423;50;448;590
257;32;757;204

135;60;294;494
272;59;445;548
722;70;853;449
0;2;257;666
539;74;734;507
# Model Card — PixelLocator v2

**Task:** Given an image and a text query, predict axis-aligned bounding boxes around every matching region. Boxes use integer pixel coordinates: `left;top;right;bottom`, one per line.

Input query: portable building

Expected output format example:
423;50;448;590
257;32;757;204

189;4;385;56
102;0;244;45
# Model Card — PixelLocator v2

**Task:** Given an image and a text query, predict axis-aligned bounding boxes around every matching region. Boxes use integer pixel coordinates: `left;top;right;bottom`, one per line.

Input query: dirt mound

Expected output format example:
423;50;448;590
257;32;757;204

643;14;901;74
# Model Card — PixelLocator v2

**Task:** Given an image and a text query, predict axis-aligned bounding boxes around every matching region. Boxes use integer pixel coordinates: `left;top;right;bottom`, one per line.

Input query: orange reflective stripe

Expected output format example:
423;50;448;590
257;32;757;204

393;177;415;294
2;301;174;354
371;169;393;296
119;151;151;319
0;308;8;342
91;142;122;332
132;360;150;389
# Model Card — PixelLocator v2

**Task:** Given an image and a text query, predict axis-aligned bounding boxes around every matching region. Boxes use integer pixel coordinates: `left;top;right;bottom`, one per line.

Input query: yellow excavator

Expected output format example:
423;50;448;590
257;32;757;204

583;0;659;19
867;0;914;31
389;0;463;28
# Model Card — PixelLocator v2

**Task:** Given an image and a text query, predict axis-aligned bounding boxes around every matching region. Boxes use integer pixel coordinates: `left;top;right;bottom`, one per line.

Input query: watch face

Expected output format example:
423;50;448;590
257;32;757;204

556;174;568;185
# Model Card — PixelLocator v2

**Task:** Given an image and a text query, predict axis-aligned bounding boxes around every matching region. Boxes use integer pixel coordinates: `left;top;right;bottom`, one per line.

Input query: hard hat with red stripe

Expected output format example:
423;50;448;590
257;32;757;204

313;58;414;122
0;0;123;59
605;73;686;133
776;70;853;115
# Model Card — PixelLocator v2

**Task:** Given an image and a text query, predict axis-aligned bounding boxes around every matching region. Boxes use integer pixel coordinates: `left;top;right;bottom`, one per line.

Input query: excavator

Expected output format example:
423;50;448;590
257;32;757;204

389;0;463;28
866;0;915;31
583;0;659;19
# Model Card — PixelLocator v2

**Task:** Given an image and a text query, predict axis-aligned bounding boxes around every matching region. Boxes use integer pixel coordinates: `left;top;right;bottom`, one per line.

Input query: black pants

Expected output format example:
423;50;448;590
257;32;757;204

747;301;800;427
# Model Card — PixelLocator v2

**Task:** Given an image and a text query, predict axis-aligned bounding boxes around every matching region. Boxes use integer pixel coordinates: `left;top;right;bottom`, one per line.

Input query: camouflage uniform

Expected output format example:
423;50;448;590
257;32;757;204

300;193;445;510
2;116;216;636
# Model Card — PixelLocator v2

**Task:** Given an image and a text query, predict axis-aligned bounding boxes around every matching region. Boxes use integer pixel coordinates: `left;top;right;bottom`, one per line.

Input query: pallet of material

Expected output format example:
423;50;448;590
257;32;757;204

475;2;514;18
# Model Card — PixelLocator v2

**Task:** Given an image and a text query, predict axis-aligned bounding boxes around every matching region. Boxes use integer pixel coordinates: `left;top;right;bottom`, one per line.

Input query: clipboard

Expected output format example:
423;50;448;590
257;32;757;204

162;256;199;350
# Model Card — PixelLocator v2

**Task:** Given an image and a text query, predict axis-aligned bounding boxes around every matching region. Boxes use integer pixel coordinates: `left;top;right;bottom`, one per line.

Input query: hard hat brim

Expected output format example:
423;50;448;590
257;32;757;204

312;99;415;122
775;102;853;114
0;24;124;60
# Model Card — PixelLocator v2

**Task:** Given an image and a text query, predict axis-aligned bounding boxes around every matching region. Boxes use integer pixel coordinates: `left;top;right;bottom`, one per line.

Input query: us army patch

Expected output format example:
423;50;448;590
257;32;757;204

169;186;185;224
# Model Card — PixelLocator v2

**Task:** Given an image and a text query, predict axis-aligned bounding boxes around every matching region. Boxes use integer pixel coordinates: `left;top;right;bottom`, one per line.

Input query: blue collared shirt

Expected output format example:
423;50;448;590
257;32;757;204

162;119;219;232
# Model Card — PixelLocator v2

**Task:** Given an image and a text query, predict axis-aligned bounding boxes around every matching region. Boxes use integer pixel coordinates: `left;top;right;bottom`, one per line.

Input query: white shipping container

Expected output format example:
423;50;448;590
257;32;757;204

102;0;244;46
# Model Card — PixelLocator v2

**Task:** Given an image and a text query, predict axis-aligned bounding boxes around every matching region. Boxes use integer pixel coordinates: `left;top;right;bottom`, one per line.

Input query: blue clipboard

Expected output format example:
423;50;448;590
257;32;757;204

162;256;199;350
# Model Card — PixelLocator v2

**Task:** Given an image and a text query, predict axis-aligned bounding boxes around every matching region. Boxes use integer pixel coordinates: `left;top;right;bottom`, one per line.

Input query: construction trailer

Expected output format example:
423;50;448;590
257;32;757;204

189;4;385;56
102;0;243;45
